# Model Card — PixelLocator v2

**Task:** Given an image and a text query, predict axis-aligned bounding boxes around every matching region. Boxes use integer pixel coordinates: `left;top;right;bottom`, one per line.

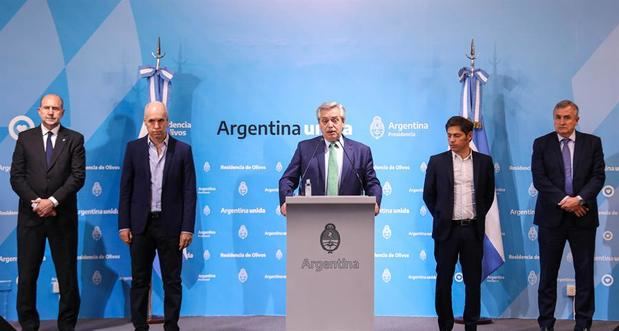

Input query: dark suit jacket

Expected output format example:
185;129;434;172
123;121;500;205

118;136;197;235
423;150;495;241
10;125;85;227
279;136;382;205
532;131;605;228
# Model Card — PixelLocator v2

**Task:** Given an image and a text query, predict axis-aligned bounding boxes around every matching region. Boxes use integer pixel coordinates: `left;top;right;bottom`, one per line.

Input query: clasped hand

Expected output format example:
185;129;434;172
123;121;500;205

31;198;56;217
559;196;588;217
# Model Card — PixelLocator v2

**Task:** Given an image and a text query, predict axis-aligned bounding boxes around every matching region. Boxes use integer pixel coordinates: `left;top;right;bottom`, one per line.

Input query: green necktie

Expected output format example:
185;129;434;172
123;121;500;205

327;142;339;196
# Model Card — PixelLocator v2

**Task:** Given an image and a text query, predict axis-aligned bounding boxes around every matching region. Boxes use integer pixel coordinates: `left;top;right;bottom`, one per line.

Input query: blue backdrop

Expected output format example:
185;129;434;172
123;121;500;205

1;0;618;321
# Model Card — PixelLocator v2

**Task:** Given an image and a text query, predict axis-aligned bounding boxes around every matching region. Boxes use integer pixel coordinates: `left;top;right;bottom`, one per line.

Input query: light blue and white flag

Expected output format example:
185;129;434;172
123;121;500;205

138;65;174;137
459;66;505;279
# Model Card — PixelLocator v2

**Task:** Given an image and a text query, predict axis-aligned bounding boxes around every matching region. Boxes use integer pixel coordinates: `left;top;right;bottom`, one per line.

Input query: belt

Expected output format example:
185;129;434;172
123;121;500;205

149;211;162;219
452;218;476;226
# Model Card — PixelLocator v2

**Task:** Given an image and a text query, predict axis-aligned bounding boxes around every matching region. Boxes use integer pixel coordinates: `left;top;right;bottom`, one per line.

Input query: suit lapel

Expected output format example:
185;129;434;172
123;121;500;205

472;151;480;196
31;127;47;170
162;137;176;190
446;152;454;189
47;126;67;171
445;151;455;208
572;131;583;177
315;141;326;194
142;137;152;190
550;134;565;177
339;140;354;194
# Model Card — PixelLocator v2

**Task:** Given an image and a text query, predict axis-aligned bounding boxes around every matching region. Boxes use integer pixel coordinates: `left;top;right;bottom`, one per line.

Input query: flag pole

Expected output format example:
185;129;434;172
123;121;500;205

146;36;166;326
152;36;166;71
454;39;505;325
466;39;482;129
466;38;476;70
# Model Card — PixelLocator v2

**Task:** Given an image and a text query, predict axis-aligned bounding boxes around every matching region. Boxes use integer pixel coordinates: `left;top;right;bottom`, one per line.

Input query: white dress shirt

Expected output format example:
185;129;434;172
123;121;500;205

148;135;169;212
452;150;476;220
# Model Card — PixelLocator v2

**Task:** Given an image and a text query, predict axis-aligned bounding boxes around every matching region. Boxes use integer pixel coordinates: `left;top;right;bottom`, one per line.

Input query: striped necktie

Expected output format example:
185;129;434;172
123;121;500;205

561;138;573;195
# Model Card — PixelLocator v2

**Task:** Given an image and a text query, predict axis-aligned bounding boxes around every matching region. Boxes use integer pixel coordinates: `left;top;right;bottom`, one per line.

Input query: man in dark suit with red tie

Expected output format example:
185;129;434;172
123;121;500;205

10;94;85;331
423;116;495;331
532;100;605;331
118;101;196;331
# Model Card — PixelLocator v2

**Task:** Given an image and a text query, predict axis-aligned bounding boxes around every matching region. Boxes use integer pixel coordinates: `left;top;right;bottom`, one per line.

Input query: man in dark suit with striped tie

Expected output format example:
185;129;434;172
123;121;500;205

532;100;605;331
10;94;86;331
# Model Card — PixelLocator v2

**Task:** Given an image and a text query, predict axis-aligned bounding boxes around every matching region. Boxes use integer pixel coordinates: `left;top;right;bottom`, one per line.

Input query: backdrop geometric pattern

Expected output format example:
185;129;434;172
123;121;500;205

0;0;618;321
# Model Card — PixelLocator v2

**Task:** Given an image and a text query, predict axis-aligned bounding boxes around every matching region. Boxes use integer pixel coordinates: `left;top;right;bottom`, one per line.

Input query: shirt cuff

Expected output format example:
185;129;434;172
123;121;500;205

119;228;130;233
49;196;59;207
558;195;570;205
181;231;193;236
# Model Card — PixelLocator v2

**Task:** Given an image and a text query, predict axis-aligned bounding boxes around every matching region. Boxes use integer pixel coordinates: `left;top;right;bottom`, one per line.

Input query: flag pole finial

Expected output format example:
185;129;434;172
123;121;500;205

466;38;476;70
466;39;481;128
152;36;166;70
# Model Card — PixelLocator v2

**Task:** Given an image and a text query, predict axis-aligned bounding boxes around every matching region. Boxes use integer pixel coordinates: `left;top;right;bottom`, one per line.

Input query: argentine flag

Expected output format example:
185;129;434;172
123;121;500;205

459;67;505;279
138;65;174;138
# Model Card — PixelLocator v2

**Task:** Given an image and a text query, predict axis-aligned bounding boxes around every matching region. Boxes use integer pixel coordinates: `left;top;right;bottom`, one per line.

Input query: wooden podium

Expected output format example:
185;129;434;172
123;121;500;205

286;196;376;331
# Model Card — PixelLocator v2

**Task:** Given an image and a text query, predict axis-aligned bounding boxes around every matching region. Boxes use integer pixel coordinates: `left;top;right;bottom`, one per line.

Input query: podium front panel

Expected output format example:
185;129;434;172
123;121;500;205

286;196;375;331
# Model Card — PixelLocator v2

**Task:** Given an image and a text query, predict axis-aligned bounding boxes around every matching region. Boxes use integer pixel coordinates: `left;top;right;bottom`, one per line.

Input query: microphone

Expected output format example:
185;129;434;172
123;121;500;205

335;138;365;195
299;136;324;195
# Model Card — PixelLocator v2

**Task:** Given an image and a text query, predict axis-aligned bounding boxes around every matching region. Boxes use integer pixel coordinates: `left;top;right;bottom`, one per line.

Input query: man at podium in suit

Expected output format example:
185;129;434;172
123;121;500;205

423;116;495;331
278;101;382;216
532;100;605;331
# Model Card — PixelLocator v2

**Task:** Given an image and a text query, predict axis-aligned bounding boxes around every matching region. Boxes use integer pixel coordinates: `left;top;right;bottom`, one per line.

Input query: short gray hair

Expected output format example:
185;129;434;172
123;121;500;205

553;99;579;116
316;101;346;121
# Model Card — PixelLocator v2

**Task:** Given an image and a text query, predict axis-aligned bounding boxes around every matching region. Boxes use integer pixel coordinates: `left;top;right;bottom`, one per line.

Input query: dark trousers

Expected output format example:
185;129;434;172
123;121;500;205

130;215;183;331
538;223;596;330
17;220;80;331
434;223;483;331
